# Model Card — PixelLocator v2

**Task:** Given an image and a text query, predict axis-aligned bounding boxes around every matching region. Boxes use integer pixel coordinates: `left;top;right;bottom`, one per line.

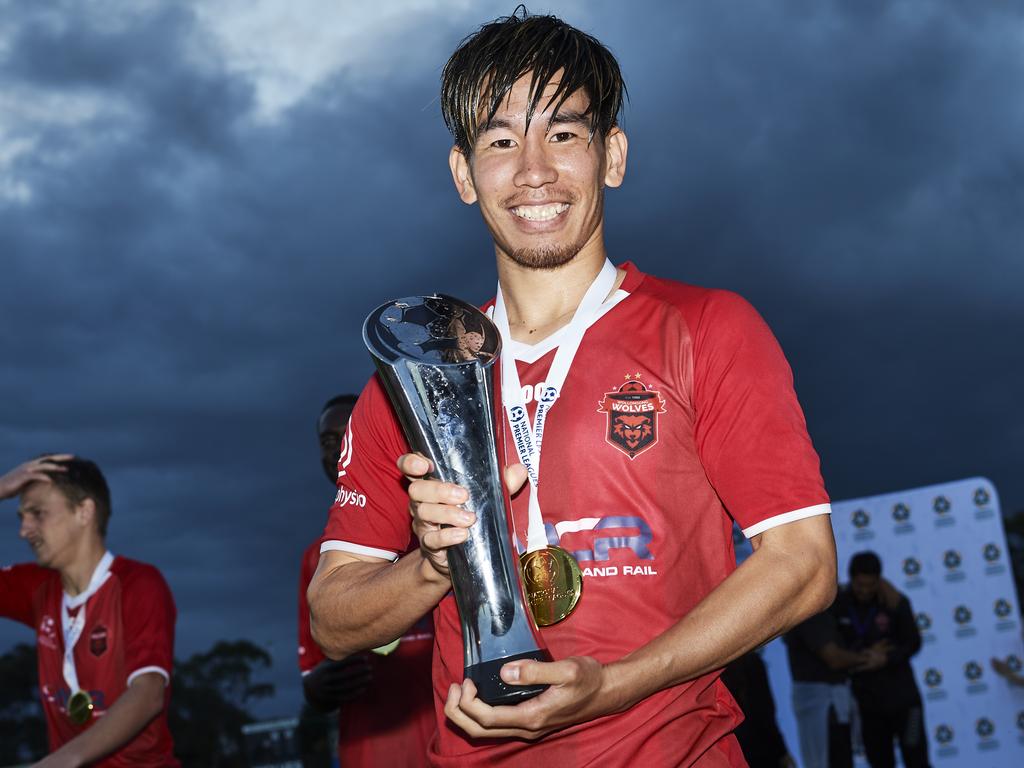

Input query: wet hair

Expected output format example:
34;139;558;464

849;551;882;578
441;5;627;155
42;457;111;537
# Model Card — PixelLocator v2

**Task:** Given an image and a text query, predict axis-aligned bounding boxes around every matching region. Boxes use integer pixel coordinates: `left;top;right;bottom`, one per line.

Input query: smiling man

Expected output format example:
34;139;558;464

308;9;836;767
0;455;178;767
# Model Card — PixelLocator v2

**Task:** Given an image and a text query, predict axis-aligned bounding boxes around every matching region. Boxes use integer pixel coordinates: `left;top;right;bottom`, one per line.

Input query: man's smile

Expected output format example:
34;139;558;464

510;202;570;222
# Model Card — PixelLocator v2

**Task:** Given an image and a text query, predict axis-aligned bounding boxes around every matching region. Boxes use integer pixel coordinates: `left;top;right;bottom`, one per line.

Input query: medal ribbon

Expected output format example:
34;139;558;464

61;551;115;697
492;259;618;553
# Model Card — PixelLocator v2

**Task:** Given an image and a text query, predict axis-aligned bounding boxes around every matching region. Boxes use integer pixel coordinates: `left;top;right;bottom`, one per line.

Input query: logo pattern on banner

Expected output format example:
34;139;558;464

596;374;666;460
821;478;1024;768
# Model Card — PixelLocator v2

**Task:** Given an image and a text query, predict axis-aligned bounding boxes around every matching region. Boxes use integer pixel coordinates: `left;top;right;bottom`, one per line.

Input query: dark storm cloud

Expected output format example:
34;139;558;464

1;0;1021;718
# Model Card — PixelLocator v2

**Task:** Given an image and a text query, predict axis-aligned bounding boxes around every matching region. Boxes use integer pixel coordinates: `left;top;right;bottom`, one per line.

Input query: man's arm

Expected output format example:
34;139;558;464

34;673;166;768
884;595;922;666
443;513;835;740
309;452;499;658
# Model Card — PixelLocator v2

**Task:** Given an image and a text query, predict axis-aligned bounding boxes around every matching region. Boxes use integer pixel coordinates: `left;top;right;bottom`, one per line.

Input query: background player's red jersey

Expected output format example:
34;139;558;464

0;556;179;767
321;263;831;767
298;540;435;767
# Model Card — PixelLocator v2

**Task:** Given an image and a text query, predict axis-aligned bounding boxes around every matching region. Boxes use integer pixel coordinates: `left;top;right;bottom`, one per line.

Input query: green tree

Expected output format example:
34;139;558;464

169;640;275;768
0;643;46;764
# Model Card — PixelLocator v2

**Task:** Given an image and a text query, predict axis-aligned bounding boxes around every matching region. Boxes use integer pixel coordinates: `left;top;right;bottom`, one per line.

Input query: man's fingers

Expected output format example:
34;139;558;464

500;659;575;687
408;478;468;506
411;501;475;529
504;463;528;495
420;526;469;551
397;453;432;479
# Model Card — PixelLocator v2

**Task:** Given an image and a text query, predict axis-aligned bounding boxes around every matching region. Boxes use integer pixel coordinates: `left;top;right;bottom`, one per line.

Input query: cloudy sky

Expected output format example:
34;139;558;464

2;0;1021;718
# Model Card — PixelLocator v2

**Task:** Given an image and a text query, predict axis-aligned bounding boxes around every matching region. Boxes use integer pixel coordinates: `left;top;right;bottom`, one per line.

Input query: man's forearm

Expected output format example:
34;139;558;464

309;549;449;659
45;674;165;766
600;516;836;712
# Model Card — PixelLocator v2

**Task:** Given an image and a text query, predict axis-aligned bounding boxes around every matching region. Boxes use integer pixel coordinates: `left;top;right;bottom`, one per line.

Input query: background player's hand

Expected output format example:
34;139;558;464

302;655;373;711
0;455;73;500
398;453;527;580
443;655;615;740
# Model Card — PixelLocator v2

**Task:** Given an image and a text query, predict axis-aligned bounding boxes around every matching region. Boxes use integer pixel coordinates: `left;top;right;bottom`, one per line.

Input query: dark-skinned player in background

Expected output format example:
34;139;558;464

298;395;434;766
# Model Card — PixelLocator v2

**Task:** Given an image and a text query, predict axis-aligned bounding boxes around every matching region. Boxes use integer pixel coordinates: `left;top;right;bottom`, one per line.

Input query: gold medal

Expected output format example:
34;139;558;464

519;546;583;626
67;690;94;726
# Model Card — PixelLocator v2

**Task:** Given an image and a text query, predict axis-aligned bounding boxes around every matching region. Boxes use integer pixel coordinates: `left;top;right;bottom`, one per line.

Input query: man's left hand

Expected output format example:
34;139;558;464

444;656;619;740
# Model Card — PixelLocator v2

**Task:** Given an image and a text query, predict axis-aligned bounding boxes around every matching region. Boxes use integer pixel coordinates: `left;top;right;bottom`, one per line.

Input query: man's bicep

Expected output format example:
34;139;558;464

309;549;392;600
751;514;835;562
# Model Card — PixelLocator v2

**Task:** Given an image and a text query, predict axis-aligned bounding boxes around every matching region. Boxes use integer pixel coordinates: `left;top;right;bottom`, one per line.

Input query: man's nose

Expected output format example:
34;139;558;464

513;139;558;188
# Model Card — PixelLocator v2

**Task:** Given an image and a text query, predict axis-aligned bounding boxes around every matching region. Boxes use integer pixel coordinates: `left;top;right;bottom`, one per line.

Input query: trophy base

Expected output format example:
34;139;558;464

465;649;551;706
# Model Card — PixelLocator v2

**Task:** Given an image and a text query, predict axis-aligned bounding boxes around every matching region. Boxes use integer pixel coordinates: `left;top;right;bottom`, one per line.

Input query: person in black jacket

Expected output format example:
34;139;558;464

834;552;930;768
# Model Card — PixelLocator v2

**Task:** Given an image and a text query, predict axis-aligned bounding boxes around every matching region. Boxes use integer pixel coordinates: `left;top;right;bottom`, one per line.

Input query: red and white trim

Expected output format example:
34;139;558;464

127;665;170;687
741;503;832;538
320;540;399;562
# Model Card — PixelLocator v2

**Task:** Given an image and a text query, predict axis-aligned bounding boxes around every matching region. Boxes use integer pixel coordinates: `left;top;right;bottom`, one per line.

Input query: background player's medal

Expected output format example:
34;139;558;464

371;638;401;656
67;690;94;726
363;295;551;706
519;546;582;626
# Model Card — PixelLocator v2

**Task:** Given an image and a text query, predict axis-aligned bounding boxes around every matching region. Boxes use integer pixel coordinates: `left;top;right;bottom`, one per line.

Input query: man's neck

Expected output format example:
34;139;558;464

496;249;623;344
60;539;107;597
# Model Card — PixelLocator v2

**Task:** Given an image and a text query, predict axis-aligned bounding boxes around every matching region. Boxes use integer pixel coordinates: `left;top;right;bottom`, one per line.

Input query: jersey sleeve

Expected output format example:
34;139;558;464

320;375;415;561
690;290;830;537
297;540;326;674
120;563;176;686
0;563;49;627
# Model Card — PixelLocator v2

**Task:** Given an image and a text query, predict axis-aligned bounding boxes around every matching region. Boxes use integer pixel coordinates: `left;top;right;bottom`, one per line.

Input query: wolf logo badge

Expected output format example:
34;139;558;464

597;374;666;460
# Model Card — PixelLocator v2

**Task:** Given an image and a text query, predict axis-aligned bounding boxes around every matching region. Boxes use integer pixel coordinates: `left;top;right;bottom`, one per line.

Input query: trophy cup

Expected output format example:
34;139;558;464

363;294;551;705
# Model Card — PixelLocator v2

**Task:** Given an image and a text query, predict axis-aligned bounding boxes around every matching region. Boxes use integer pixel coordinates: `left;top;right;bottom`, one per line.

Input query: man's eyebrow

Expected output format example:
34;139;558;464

477;116;514;134
547;109;591;127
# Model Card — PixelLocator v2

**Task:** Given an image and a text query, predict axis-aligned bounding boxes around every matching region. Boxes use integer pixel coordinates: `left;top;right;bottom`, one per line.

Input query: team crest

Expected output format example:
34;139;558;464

89;625;108;657
597;374;666;460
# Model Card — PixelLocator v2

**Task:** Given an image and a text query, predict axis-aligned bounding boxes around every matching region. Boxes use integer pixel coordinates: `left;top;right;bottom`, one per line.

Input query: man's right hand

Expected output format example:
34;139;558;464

0;455;73;500
302;656;374;712
398;453;527;580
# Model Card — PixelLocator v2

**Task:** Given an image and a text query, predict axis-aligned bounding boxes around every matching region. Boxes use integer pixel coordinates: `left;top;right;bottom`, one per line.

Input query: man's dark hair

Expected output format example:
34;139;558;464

317;394;358;431
42;457;112;537
441;5;626;155
849;551;882;578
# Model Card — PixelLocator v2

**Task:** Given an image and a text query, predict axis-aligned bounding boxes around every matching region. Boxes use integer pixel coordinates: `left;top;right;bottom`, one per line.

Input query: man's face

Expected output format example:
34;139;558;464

18;481;85;569
318;403;353;483
851;573;880;604
449;73;627;270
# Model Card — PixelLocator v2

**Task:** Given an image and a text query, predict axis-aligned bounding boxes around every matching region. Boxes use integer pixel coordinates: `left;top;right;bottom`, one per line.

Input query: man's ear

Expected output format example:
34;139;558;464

74;498;96;531
449;146;478;204
603;127;628;188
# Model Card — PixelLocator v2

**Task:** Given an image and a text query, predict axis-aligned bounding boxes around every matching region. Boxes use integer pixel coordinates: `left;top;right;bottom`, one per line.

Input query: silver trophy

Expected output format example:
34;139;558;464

363;294;550;705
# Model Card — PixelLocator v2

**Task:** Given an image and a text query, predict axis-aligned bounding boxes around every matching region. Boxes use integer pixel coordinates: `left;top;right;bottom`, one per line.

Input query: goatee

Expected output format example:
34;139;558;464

506;242;585;270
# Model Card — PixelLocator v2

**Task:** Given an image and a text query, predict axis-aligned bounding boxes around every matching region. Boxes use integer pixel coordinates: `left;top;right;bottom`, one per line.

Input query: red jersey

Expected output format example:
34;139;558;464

0;555;178;766
298;539;435;767
322;263;830;767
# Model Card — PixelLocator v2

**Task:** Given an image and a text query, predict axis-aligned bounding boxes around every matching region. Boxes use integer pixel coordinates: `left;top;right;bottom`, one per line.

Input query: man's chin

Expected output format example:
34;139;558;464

506;243;583;271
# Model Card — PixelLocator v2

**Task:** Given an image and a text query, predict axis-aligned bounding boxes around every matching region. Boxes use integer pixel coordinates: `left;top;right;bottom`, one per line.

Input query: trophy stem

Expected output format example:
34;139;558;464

465;649;552;706
363;294;551;707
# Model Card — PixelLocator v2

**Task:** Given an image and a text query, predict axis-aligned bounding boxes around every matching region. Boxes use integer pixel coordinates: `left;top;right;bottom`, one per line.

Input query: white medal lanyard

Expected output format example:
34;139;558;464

61;551;115;696
492;259;618;554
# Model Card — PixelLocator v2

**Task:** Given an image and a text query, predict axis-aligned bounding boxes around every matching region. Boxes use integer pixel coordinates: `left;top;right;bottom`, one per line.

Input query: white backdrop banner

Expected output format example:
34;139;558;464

741;477;1024;768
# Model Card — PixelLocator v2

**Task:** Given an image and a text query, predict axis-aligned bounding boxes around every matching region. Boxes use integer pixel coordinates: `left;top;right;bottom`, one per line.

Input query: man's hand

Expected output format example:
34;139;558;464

0;455;73;500
302;656;373;712
399;453;527;580
444;655;620;741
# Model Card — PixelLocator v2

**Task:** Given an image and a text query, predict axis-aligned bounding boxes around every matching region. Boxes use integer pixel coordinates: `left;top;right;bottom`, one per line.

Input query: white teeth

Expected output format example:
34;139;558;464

512;203;569;221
